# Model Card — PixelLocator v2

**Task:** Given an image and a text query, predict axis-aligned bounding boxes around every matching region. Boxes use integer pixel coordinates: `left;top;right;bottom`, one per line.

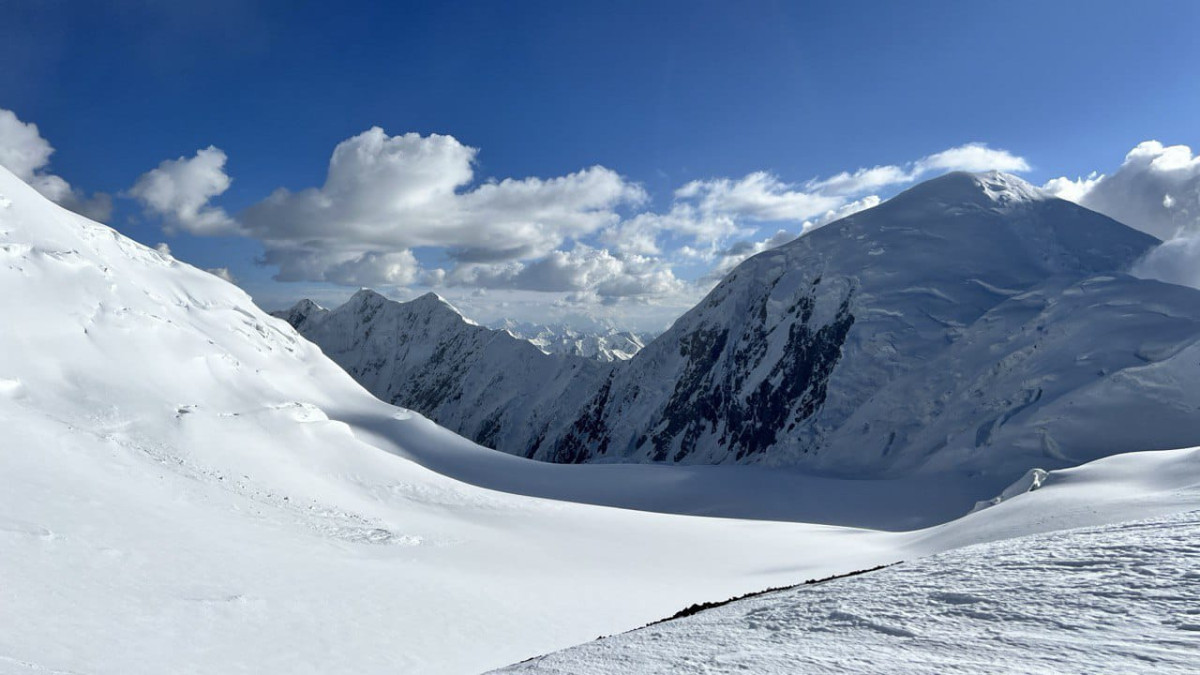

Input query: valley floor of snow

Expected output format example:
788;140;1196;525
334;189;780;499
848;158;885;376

2;166;1199;674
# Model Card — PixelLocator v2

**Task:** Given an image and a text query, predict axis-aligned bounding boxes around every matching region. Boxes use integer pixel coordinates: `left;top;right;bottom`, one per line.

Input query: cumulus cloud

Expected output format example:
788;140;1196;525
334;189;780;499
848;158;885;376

1043;141;1200;291
205;267;237;283
913;144;1030;176
126;130;1031;312
676;171;845;221
129;146;238;235
439;245;685;301
0;108;113;221
242;127;645;285
1044;141;1199;241
601;204;742;256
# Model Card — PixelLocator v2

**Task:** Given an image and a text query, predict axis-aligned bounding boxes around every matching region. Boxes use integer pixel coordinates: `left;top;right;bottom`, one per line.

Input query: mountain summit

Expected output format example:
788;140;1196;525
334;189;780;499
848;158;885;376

282;172;1200;480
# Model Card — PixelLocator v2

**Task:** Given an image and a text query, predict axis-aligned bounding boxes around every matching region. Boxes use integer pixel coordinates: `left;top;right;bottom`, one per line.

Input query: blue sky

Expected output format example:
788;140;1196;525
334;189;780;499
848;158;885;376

3;1;1199;329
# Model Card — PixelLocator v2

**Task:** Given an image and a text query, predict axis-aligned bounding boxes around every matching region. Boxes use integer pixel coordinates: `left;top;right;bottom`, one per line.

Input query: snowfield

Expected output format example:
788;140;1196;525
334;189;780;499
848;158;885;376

496;510;1200;674
1;164;1199;674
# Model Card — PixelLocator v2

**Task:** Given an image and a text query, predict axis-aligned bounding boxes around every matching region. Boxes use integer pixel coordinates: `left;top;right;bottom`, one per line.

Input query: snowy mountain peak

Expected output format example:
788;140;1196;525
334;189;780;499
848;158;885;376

409;290;472;320
292;298;324;314
886;170;1045;213
276;298;328;330
347;287;389;309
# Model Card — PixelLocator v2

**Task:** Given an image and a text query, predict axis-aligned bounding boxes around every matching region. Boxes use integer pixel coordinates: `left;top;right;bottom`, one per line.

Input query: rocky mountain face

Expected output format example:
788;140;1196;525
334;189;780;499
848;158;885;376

273;291;611;456
279;172;1200;479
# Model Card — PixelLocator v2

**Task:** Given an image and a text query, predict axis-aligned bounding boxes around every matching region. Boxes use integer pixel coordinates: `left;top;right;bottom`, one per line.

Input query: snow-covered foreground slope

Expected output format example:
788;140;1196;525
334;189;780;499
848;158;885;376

497;507;1200;674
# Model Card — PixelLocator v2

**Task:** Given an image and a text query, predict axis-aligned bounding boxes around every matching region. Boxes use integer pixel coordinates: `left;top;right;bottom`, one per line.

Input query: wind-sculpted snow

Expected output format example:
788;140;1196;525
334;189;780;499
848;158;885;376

495;510;1200;674
283;171;1200;480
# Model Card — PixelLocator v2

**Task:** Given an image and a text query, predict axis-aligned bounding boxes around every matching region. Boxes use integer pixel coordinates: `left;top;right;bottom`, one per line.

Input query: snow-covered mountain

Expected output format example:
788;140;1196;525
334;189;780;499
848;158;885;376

284;171;1200;481
494;319;648;361
272;290;612;457
548;172;1200;477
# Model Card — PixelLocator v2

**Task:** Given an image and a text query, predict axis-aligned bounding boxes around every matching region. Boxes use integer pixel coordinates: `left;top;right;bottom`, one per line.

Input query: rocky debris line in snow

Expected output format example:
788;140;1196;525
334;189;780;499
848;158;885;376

494;510;1200;675
279;171;1200;481
646;563;896;627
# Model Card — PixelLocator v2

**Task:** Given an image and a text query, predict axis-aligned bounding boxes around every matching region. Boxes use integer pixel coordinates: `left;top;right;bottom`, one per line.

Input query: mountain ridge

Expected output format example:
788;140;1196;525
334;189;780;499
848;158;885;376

279;171;1200;480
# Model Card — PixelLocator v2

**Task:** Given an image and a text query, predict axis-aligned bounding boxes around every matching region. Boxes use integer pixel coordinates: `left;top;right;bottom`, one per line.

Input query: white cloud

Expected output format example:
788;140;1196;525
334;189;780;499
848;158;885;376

129;146;238;235
324;250;419;287
0;108;112;221
440;245;685;300
129;130;1031;318
242;127;645;284
1044;141;1200;241
802;144;1028;198
205;267;237;283
1131;236;1200;288
800;194;882;233
805;165;912;196
676;171;844;221
154;242;172;256
913;143;1030;175
1044;141;1200;291
601;204;742;256
0;109;54;180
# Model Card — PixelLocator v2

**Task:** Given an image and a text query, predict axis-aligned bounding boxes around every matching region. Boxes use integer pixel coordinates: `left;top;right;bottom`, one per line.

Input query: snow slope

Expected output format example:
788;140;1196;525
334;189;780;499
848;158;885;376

497;446;1200;673
496;508;1200;674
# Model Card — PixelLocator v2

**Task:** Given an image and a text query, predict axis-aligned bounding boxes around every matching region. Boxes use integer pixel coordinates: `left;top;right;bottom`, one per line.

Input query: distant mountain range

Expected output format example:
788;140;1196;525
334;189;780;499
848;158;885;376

278;171;1200;480
492;319;650;361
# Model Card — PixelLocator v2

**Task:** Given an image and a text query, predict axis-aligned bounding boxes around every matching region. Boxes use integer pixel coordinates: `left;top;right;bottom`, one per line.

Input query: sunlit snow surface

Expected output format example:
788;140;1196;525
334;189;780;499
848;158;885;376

1;165;1198;674
496;510;1200;674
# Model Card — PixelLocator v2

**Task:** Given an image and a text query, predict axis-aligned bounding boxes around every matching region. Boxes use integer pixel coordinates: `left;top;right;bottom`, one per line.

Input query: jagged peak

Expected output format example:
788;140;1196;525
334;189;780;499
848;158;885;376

348;288;387;305
288;298;325;315
340;289;478;326
407;291;451;309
